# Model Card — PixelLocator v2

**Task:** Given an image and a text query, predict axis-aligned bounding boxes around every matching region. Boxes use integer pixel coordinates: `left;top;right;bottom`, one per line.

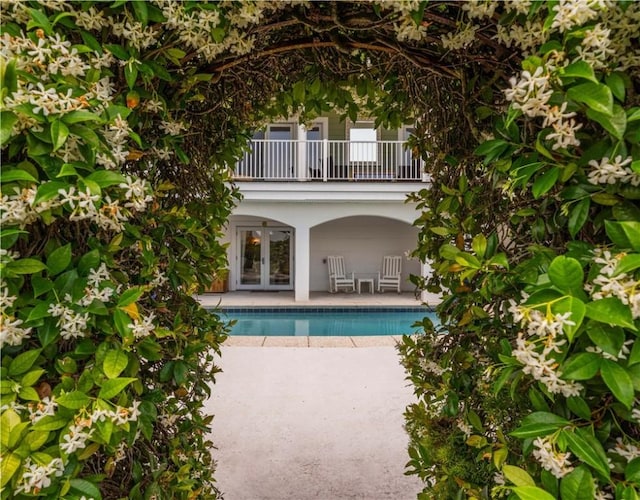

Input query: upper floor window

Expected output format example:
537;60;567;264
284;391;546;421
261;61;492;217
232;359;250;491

348;121;378;163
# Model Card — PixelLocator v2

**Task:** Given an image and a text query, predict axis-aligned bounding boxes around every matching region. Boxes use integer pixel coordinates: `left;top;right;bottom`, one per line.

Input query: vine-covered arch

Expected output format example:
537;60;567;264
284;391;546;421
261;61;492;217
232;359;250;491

1;1;639;499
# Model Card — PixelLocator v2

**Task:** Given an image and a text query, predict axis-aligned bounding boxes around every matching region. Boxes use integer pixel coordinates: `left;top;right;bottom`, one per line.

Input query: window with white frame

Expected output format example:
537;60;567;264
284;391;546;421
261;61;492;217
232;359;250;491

348;121;378;163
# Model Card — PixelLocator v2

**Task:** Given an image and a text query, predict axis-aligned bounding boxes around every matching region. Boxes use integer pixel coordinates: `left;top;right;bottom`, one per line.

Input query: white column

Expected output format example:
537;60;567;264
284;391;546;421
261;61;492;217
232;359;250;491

294;225;310;302
297;124;307;181
420;260;433;304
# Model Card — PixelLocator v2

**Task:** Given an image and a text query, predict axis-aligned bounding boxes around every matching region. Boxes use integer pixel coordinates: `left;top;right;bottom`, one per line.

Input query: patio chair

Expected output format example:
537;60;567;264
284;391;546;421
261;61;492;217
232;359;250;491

327;256;355;293
377;255;402;293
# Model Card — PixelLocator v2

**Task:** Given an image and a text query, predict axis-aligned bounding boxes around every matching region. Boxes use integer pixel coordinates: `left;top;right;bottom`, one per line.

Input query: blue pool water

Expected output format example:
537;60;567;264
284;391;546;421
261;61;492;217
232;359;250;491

223;308;437;336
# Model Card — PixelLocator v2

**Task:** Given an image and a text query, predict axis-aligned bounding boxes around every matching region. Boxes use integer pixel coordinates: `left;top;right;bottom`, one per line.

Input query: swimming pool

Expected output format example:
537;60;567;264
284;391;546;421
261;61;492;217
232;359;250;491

222;307;436;336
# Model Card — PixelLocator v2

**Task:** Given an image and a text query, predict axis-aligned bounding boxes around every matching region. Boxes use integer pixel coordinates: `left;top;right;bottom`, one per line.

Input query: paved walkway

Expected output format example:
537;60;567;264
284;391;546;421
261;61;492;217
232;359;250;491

205;346;423;500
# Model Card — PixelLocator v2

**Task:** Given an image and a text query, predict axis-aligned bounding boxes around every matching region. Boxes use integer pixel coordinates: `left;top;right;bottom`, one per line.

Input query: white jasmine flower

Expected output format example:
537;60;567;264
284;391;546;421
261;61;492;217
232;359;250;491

610;437;640;462
129;313;155;339
160;120;187;136
28;396;58;423
588;156;633;185
533;437;574;478
60;423;94;454
0;316;32;347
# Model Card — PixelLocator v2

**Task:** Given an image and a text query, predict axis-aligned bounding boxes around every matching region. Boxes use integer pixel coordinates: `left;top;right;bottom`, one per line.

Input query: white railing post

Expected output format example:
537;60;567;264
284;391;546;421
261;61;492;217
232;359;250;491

297;124;306;181
322;139;328;182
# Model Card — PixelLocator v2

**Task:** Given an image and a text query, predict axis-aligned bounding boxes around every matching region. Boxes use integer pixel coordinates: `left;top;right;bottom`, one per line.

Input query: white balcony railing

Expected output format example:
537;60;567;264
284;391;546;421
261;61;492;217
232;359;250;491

234;140;427;182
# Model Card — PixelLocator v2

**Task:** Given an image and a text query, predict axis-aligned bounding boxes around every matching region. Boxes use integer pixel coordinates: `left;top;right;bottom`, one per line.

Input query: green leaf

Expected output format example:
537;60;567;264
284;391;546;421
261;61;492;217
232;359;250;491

600;359;634;409
625;458;640;483
475;138;510;164
57;390;91;409
587;105;627;141
8;349;42;376
6;258;47;275
559;61;597;83
292;81;306;102
68;124;101;148
34;181;67;205
21;369;45;387
455;252;481;269
103;350;128;379
31;414;69;431
472;234;487;258
113;308;132;337
19;386;40;401
0;452;21;487
567;396;592;420
587;323;625;359
98;377;137;400
62;110;104;125
131;0;148;25
57;163;78;178
606;72;626;102
27;8;52;36
50;119;69;152
605;220;640;251
585;297;637;331
46;243;72;276
1;168;38;184
503;465;536;487
117;287;144;307
532;167;559;199
511;412;569;438
104;44;129;60
630;339;640;366
24;429;49;451
568;198;590;238
562;428;610;479
1;57;18;94
69;479;102;500
561;353;601;380
548;256;583;296
567;82;613;116
615;254;640;276
512;486;556;500
78;249;101;276
560;466;595;500
85;170;127;188
0;111;18;147
125;62;138;90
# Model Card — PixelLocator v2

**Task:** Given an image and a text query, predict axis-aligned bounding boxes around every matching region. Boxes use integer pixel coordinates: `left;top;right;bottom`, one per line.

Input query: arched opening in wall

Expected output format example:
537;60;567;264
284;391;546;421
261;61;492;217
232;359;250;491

227;215;294;291
311;215;420;293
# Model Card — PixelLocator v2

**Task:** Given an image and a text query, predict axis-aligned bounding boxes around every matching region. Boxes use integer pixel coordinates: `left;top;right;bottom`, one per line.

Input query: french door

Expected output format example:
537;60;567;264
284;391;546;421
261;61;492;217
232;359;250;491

237;227;293;290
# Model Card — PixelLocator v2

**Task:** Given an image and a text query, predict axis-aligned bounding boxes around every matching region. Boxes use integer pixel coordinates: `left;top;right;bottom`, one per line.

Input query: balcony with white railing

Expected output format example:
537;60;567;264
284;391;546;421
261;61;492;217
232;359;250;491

233;140;428;182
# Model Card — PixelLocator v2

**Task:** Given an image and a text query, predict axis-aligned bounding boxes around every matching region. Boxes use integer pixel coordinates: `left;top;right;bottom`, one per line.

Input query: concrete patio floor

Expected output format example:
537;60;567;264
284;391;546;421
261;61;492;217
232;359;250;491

206;346;423;500
202;290;432;498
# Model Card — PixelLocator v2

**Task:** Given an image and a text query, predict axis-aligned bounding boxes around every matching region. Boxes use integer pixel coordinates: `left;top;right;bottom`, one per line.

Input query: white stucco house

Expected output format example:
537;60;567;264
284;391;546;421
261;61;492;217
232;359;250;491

222;112;430;302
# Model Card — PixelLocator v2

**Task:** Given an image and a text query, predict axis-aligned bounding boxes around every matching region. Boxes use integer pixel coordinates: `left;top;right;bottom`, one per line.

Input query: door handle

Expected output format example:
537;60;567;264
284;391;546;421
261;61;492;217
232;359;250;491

262;257;265;264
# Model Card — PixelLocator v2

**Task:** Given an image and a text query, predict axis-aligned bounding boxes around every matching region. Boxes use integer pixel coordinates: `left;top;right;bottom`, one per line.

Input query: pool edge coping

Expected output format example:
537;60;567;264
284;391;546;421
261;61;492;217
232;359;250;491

223;335;412;348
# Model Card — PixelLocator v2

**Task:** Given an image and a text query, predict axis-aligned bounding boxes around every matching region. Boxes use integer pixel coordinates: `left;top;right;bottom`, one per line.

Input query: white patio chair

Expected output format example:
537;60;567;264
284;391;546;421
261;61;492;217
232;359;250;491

377;255;402;293
327;256;355;293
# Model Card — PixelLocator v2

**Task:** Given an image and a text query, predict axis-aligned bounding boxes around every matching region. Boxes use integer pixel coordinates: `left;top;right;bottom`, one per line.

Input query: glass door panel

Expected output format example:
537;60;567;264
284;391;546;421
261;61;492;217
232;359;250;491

239;230;262;286
268;230;291;286
237;227;293;290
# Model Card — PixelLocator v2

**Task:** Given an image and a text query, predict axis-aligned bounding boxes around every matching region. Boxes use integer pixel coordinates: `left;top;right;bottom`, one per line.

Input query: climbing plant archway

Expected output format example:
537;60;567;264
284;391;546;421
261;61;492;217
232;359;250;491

1;1;639;498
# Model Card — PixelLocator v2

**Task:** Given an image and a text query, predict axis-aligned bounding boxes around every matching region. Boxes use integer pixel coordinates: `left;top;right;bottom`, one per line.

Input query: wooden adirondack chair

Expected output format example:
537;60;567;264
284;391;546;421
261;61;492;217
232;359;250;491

327;256;355;293
377;255;402;293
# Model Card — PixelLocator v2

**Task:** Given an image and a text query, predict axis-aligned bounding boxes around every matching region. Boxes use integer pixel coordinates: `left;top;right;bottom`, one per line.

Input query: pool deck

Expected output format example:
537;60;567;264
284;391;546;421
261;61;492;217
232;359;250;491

197;291;440;347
